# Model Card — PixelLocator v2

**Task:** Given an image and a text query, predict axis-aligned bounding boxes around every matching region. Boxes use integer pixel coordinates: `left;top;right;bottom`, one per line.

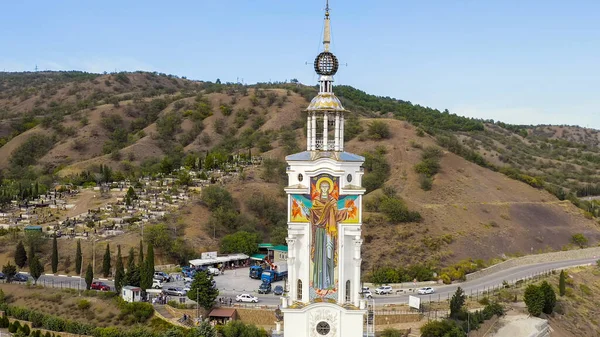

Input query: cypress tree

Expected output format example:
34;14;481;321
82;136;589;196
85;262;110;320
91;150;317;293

146;244;155;276
140;244;155;291
138;240;144;265
123;247;140;287
29;256;44;285
14;241;27;268
559;270;566;296
85;263;93;290
114;245;124;293
102;243;111;277
75;239;82;275
51;235;58;274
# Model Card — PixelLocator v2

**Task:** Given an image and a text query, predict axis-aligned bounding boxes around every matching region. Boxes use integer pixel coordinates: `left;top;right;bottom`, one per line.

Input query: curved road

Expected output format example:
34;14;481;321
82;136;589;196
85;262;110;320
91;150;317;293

14;257;598;307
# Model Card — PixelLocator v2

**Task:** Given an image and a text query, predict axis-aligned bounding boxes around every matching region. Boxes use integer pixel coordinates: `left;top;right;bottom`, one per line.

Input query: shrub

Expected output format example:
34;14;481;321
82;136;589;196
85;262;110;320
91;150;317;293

570;233;588;248
9;321;20;333
77;299;91;310
380;328;403;337
19;323;31;336
419;174;432;191
420;320;464;337
367;120;391;140
440;273;451;285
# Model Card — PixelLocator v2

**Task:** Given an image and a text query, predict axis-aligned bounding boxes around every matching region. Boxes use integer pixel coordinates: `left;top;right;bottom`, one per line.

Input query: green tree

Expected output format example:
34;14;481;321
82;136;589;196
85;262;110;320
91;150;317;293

449;287;466;319
123;247;140;287
420;320;465;337
29;255;44;285
85;263;93;290
201;185;234;211
367;120;391;140
187;270;218;310
139;240;144;265
24;231;45;255
559;270;566;297
220;231;260;255
540;281;556;314
102;243;111;277
220;320;266;337
51;235;58;273
14;241;27;268
523;284;545;316
141;244;155;292
2;262;17;283
75;239;82;275
189;321;216;337
114;245;124;293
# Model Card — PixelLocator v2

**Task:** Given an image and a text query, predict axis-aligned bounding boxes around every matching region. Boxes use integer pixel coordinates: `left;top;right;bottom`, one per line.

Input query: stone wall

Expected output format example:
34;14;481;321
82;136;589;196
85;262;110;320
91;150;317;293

465;247;600;281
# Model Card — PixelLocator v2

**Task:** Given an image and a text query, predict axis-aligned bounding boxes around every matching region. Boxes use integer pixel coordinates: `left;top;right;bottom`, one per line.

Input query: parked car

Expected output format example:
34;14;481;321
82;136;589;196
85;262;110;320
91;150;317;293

207;267;221;276
417;287;435;295
361;290;373;299
91;281;110;291
273;285;284;296
154;271;172;282
375;286;393;295
236;293;259;303
0;272;5;280
13;273;28;282
258;282;272;294
152;279;163;289
163;287;185;296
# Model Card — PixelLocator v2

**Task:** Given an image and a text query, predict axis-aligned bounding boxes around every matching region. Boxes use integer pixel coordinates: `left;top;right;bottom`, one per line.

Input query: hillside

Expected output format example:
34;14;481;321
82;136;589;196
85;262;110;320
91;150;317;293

0;71;599;271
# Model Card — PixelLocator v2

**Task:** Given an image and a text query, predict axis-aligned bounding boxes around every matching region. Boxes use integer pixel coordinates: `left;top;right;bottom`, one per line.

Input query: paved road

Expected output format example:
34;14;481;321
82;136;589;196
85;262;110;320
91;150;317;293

9;257;597;307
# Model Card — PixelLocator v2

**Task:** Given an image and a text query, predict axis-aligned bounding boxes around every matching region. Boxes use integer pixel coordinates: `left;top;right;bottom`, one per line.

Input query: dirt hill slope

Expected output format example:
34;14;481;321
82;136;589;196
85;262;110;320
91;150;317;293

1;71;599;268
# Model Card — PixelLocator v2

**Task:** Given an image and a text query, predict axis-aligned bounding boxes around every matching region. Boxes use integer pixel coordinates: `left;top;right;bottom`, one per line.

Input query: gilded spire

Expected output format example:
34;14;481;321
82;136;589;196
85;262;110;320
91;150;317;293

323;0;331;52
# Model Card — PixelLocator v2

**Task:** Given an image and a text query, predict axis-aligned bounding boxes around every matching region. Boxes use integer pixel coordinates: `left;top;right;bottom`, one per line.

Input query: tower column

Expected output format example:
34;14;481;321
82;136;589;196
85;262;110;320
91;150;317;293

311;112;317;150
340;114;345;151
353;237;362;306
334;112;340;151
286;237;297;301
323;112;328;150
307;113;312;151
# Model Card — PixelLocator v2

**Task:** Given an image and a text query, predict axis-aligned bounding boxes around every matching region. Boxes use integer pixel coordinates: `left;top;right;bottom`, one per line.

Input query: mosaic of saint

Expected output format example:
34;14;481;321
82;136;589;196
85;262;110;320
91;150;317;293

289;173;359;299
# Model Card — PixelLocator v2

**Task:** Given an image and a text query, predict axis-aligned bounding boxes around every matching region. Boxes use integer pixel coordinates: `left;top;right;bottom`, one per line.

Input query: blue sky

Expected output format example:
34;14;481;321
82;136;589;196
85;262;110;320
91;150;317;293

2;1;599;129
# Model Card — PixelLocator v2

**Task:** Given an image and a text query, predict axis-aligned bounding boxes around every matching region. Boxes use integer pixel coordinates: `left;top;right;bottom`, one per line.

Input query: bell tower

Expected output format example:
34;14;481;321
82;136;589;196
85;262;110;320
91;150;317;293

280;2;367;336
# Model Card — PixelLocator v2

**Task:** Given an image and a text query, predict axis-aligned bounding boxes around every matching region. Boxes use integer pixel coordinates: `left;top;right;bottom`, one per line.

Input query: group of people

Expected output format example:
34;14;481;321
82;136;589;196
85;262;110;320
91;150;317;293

218;297;233;306
152;293;170;304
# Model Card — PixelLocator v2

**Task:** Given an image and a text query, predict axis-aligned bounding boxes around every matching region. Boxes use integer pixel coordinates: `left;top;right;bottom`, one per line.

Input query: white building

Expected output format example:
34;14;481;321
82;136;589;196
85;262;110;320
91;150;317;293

281;2;367;336
121;286;143;303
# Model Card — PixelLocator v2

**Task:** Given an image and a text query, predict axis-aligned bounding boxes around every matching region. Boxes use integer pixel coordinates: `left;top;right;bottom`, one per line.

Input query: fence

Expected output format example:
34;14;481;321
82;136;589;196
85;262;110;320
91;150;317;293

466;246;600;281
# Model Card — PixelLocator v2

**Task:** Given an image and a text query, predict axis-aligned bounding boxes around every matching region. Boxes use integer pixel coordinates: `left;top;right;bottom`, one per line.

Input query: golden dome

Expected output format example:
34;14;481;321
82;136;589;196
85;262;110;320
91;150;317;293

306;93;345;112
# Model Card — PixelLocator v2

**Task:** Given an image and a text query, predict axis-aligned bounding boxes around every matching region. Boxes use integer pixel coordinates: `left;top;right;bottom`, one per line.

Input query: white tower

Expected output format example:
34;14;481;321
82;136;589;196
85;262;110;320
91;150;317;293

281;2;367;336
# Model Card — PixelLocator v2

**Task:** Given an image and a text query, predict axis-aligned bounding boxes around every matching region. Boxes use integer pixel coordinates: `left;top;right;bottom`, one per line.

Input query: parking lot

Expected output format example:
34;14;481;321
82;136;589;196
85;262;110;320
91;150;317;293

161;266;285;306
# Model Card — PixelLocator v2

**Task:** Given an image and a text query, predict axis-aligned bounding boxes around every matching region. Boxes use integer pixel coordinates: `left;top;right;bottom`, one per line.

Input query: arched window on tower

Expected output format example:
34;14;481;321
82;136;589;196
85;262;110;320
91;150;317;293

345;280;351;302
297;279;303;301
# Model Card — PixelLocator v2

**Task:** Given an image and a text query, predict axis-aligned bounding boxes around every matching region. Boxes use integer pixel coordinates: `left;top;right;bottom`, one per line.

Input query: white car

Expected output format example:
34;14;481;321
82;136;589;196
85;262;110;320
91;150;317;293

418;287;435;295
361;290;373;299
375;286;393;295
152;279;163;289
207;267;221;276
236;293;259;303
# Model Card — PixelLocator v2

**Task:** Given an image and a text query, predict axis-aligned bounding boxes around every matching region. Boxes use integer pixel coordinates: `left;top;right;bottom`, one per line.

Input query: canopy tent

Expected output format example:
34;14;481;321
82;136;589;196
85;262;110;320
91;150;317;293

188;253;249;267
250;254;267;261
